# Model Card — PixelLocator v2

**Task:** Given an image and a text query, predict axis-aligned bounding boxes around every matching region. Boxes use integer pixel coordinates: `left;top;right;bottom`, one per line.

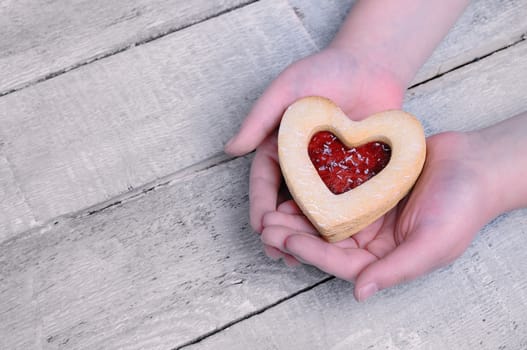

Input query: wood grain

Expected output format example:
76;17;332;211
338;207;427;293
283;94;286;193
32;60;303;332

0;0;316;241
5;0;523;97
186;209;527;349
0;0;254;95
289;0;527;83
1;40;526;349
184;40;527;350
1;0;526;242
287;0;354;49
0;154;36;241
405;40;527;135
0;155;326;350
413;0;527;84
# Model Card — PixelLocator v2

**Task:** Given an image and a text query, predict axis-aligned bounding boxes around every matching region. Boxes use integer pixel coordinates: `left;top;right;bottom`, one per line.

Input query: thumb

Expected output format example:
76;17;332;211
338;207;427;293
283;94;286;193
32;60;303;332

224;72;295;156
354;227;449;302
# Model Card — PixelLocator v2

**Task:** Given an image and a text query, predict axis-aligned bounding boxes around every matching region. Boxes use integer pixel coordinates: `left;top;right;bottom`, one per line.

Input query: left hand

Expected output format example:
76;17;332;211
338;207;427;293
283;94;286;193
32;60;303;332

260;131;497;301
224;47;405;262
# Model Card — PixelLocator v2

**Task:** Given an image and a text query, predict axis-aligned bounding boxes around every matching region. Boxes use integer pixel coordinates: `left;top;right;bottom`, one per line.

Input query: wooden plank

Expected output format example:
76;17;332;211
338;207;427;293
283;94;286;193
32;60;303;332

0;0;317;242
1;0;526;241
5;0;522;98
0;155;36;242
0;155;327;350
413;0;527;84
289;0;527;83
405;41;527;134
185;210;527;349
0;0;254;95
181;37;527;350
287;0;354;49
1;40;526;349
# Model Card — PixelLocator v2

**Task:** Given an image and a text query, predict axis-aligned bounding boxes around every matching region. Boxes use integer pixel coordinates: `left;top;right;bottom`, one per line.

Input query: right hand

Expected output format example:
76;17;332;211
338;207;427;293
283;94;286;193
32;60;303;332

225;46;406;262
261;131;497;299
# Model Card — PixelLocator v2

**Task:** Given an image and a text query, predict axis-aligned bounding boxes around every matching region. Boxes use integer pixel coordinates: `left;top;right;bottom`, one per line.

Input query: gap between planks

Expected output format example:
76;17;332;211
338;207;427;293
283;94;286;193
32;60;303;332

1;2;525;348
33;32;526;348
409;33;527;90
5;33;527;250
0;0;260;98
1;151;233;245
175;34;527;348
174;276;335;350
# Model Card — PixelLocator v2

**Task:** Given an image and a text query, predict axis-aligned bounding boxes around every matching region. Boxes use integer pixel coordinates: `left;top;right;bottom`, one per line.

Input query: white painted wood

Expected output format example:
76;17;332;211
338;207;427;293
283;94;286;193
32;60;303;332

0;0;317;242
0;0;254;95
0;155;327;350
5;0;522;97
0;154;36;242
185;41;527;349
413;0;527;84
405;40;527;135
1;40;527;349
289;0;527;83
189;38;527;350
186;210;527;349
1;0;526;244
287;0;354;49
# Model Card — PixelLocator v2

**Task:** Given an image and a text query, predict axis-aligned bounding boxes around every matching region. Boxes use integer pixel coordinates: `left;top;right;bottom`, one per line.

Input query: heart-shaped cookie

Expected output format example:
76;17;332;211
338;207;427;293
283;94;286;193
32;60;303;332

278;96;426;242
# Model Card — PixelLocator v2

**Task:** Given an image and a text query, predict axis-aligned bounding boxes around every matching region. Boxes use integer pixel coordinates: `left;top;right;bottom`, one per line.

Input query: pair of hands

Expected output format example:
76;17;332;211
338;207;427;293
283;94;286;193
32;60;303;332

225;47;494;301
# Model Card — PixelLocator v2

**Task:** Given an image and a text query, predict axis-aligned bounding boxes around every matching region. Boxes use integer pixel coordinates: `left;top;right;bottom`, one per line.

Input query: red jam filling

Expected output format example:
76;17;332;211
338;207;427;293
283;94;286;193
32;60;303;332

308;131;391;195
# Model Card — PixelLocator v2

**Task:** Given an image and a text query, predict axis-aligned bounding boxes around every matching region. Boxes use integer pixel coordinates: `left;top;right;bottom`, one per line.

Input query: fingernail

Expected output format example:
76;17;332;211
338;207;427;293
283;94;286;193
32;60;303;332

283;254;300;267
224;137;235;150
357;283;378;302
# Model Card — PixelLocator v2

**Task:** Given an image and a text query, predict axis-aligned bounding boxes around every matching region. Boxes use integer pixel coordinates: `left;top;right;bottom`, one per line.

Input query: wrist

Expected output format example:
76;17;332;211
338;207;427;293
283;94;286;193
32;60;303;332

468;112;527;214
329;0;470;88
320;45;407;111
327;41;410;92
460;131;503;220
430;131;499;223
327;3;415;87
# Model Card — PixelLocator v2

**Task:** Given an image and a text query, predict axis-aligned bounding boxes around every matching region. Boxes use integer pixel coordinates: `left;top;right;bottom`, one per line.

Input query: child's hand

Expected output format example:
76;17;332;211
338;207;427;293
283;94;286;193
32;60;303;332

260;131;497;301
224;0;492;299
225;0;472;267
225;47;405;248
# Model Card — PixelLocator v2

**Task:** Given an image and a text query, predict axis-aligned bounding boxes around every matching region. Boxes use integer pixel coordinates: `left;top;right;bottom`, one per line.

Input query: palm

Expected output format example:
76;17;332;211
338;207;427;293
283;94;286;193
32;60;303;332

227;46;492;298
228;47;405;232
274;48;404;120
262;132;492;298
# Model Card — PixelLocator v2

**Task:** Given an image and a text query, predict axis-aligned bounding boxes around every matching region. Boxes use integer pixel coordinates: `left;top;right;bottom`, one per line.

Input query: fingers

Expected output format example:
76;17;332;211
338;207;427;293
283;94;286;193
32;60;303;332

224;72;294;156
362;208;398;257
249;136;281;233
277;200;302;215
261;225;313;253
284;234;378;281
260;200;316;267
264;244;300;266
262;211;317;235
351;215;386;249
248;134;304;266
261;225;305;266
354;226;446;302
261;208;388;278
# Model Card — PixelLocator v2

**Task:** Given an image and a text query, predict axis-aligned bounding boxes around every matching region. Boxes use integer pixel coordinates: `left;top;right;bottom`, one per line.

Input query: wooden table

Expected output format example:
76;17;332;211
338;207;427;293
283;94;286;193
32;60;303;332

1;1;527;348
